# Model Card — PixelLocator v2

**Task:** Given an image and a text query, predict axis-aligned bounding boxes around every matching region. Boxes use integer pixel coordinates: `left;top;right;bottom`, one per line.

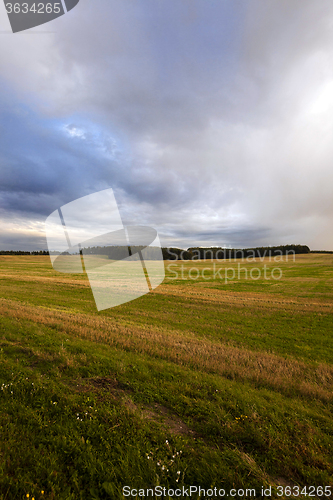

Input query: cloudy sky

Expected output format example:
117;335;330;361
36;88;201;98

0;0;333;251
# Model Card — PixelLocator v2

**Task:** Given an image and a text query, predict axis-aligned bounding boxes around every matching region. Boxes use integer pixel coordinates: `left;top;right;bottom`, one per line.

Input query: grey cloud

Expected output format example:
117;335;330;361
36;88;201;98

0;229;47;251
0;0;333;250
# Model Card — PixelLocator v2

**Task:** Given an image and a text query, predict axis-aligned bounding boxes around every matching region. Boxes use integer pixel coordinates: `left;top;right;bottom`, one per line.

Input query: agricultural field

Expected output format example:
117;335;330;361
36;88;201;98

0;253;333;499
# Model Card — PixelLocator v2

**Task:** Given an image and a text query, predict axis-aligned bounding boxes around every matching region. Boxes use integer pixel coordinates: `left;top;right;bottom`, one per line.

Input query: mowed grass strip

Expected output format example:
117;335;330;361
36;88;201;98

1;313;333;499
0;294;332;402
2;255;333;367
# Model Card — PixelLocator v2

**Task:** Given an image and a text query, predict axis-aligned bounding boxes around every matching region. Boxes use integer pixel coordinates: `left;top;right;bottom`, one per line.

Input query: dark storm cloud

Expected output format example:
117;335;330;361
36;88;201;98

0;93;122;216
52;0;245;142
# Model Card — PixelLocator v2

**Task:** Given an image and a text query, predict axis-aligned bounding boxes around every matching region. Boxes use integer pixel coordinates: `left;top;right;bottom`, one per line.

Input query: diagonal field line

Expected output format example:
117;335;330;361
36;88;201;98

138;250;153;292
124;226;152;292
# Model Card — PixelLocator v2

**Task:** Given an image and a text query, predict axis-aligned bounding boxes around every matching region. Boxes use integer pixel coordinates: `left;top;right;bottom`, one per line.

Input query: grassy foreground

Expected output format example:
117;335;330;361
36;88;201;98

0;254;333;499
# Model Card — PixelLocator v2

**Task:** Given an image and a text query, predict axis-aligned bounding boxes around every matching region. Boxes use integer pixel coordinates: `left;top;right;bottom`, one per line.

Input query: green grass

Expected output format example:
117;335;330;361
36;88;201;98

0;254;333;499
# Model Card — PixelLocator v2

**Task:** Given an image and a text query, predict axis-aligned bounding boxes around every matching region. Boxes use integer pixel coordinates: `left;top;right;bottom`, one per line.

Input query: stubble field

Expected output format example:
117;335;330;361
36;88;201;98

0;254;332;499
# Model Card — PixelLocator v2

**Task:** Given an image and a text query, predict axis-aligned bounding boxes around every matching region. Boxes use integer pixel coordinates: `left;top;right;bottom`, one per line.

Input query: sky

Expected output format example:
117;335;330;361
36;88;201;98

0;0;333;251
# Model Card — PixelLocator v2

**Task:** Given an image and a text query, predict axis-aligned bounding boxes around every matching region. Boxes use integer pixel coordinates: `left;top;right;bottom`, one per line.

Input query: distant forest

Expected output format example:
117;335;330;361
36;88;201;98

162;244;310;260
0;250;49;255
0;244;312;260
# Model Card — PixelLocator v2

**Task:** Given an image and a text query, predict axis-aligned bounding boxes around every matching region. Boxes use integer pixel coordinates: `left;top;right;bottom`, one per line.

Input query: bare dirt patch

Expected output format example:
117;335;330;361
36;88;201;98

77;377;197;436
141;402;197;437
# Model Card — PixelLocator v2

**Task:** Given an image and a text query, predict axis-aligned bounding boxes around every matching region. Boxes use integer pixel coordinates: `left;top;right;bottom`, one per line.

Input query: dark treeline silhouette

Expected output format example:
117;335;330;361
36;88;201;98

82;245;162;260
82;245;130;259
310;250;333;254
163;244;310;260
0;250;49;255
0;244;311;260
162;247;192;260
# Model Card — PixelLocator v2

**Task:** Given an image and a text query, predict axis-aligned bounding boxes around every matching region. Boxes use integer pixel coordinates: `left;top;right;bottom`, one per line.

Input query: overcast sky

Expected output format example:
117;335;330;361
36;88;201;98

0;0;333;251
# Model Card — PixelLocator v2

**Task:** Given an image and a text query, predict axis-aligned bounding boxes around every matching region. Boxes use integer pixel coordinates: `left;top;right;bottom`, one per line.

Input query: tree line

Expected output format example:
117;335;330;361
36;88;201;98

162;244;310;260
0;244;311;260
0;250;49;255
